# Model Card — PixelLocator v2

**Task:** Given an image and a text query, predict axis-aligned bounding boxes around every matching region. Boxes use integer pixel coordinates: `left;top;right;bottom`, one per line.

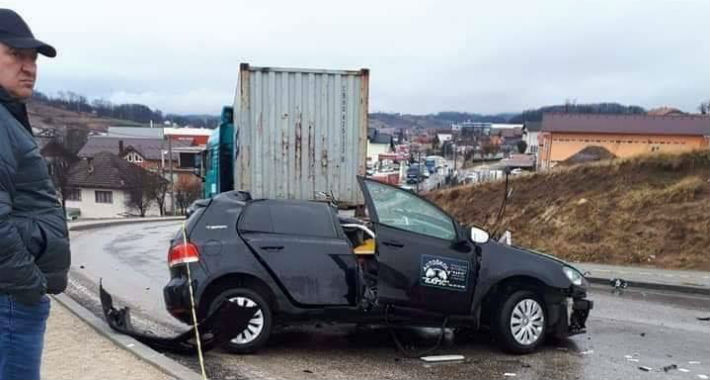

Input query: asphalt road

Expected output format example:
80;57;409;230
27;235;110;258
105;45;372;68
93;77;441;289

68;221;710;380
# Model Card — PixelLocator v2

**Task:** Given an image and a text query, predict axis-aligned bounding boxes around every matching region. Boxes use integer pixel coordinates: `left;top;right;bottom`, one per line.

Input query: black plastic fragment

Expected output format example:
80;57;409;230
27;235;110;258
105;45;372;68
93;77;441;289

99;282;256;354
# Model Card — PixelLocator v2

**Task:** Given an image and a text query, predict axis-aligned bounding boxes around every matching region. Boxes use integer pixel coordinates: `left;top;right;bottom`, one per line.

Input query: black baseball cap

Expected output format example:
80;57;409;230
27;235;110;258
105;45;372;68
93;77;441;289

0;9;56;57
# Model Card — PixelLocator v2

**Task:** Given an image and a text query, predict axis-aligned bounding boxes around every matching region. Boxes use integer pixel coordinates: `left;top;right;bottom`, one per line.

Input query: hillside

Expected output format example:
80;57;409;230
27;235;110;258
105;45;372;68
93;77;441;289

427;151;710;270
28;101;144;132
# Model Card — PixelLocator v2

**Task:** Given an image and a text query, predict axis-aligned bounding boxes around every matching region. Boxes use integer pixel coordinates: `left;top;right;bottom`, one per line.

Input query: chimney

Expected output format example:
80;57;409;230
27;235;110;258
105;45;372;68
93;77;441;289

87;157;94;174
118;140;124;156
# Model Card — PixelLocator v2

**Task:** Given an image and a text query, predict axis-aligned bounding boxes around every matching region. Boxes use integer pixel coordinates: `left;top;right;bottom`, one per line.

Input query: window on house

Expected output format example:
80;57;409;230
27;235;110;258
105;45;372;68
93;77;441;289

95;190;113;204
125;152;144;163
65;188;81;201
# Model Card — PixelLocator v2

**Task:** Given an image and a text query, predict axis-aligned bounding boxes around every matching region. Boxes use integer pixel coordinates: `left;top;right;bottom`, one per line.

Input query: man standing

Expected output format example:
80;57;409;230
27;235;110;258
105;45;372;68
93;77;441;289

0;9;70;380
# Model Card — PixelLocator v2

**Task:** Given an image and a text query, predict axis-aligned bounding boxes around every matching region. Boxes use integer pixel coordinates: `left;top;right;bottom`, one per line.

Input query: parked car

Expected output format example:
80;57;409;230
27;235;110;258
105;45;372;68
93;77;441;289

163;177;592;354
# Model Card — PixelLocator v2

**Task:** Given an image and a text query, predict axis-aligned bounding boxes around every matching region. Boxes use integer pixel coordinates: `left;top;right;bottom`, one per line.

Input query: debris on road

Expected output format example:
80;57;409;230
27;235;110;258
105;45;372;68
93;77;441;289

698;375;709;380
640;332;646;337
420;355;465;362
610;278;629;290
303;370;313;374
662;364;677;372
679;368;690;373
580;349;594;355
638;366;653;372
99;283;256;354
696;316;710;321
689;361;702;365
503;373;517;377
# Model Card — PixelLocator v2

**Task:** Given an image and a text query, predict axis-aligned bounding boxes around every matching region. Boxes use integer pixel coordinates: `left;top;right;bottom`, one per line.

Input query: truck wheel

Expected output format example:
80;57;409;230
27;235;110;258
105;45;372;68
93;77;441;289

208;288;272;354
494;290;546;354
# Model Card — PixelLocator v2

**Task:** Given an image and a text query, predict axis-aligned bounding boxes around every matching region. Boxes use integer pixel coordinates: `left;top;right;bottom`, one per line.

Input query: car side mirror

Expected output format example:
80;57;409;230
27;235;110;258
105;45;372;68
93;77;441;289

470;226;489;244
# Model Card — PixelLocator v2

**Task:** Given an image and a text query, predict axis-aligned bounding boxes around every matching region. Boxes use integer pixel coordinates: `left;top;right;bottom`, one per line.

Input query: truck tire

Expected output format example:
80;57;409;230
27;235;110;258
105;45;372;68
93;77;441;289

207;288;272;354
494;290;546;354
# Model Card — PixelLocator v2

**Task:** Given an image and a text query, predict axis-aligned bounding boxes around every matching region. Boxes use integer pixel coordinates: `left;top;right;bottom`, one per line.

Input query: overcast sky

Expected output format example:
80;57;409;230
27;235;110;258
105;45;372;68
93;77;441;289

5;0;709;115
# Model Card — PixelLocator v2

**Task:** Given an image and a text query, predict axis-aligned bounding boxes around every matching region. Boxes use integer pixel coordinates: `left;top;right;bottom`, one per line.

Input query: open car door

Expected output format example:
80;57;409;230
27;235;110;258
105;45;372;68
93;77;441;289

357;177;476;315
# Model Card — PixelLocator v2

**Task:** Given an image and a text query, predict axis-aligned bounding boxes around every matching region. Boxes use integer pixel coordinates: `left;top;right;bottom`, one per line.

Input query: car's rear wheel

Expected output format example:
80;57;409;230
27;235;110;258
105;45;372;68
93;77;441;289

494;290;546;354
207;288;272;354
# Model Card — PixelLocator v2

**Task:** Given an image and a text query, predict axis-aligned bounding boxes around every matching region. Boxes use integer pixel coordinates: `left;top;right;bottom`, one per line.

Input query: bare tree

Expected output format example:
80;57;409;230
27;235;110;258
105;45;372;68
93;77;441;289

124;166;164;217
147;176;169;216
175;176;202;215
42;138;79;213
516;140;528;154
481;141;500;158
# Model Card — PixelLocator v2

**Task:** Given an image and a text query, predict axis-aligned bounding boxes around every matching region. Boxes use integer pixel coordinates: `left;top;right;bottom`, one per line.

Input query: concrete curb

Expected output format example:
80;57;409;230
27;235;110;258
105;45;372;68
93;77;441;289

587;276;710;296
52;293;203;380
69;217;184;232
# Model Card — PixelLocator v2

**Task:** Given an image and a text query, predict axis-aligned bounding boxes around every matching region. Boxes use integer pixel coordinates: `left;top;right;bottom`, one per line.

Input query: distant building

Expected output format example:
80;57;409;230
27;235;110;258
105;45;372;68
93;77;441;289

108;126;213;145
538;113;710;169
522;121;542;155
453;121;492;137
64;152;165;218
367;129;394;164
78;136;200;189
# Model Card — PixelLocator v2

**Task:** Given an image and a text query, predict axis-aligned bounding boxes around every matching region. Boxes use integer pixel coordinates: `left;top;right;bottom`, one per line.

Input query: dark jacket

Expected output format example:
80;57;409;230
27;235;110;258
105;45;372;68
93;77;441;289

0;88;71;305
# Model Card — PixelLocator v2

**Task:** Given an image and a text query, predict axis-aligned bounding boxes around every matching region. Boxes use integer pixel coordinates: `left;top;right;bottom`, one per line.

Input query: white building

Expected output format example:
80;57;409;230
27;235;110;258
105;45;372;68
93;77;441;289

64;152;166;218
522;121;542;155
367;129;394;164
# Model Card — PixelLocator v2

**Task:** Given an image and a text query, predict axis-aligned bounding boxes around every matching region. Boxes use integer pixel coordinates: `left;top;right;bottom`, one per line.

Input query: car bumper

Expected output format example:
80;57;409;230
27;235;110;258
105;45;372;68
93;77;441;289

549;289;594;338
163;276;192;323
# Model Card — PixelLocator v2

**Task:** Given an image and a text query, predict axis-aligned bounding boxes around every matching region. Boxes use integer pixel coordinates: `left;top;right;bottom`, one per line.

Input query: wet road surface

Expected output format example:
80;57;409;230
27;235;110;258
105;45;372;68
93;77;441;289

68;221;710;380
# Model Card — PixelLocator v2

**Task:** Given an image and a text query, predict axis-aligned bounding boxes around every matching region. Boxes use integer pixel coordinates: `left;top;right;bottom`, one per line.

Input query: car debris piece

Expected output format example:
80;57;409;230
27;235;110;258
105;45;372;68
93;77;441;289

420;355;465;362
627;359;640;363
697;316;710;321
638;366;653;372
610;278;628;290
99;283;256;354
679;368;690;373
662;364;678;372
503;373;517;377
580;349;594;355
698;375;709;380
690;361;702;365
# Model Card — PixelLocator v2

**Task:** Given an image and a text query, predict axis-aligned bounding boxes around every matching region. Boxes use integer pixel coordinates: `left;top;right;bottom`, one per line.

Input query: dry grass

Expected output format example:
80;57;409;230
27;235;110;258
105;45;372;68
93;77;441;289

427;150;710;270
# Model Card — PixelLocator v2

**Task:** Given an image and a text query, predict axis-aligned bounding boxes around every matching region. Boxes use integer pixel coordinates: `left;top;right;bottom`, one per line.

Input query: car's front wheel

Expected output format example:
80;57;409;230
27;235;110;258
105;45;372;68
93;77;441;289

208;288;272;354
494;290;547;354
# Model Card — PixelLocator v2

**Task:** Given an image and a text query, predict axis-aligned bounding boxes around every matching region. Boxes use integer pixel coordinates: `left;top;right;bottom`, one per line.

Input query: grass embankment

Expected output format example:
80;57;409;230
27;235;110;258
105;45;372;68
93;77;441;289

428;150;710;270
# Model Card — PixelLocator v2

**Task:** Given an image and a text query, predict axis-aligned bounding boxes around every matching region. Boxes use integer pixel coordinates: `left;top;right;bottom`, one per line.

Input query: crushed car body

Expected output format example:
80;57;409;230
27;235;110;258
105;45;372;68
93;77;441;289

160;177;592;354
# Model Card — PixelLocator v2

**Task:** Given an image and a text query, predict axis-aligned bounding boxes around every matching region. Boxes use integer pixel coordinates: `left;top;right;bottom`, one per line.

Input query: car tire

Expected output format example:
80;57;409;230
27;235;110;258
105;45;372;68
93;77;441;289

207;288;272;354
494;290;547;354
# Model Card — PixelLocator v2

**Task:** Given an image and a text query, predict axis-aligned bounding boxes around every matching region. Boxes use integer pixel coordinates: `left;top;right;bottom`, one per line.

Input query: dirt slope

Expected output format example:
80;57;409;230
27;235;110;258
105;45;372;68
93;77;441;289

427;150;710;270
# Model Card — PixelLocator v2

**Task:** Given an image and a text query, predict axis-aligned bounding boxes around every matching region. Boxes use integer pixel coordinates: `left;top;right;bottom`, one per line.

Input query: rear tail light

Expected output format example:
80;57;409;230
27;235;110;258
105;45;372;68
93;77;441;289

168;242;200;267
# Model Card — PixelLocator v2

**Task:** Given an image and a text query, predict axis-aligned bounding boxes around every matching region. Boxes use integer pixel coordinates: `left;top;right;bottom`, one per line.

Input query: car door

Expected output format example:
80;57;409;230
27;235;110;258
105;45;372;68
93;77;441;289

238;200;357;306
358;177;476;315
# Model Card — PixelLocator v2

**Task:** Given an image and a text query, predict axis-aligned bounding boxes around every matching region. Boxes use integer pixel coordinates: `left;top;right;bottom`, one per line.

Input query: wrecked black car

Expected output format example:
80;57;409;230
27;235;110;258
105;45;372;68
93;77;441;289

163;177;592;354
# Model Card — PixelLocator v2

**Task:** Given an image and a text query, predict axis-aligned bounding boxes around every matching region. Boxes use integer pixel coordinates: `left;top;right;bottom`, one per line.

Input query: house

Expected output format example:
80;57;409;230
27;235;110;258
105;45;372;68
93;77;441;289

522;121;542;155
367;129;394;164
64;152;166;218
77;136;200;185
538;113;710;169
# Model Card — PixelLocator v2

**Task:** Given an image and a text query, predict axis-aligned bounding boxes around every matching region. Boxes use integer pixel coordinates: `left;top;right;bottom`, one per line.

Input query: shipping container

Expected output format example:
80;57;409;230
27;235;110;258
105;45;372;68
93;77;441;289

234;64;369;206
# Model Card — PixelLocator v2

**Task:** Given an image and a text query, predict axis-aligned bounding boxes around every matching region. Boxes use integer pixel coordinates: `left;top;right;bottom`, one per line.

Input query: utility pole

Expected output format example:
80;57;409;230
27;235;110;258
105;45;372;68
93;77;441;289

452;140;457;186
168;136;175;215
416;150;422;193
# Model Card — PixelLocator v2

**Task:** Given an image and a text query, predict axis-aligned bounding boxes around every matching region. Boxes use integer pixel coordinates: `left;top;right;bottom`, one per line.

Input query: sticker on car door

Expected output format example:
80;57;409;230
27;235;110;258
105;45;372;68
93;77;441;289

420;254;469;291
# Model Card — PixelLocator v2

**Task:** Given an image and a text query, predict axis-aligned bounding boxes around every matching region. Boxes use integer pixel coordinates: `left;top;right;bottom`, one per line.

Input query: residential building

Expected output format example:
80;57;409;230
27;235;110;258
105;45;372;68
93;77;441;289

522;121;542;155
367;129;394;164
538;113;710;169
64;152;165;218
